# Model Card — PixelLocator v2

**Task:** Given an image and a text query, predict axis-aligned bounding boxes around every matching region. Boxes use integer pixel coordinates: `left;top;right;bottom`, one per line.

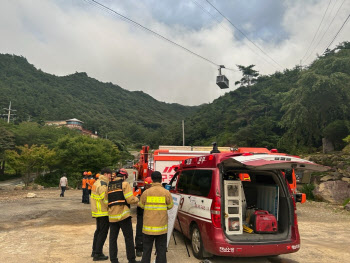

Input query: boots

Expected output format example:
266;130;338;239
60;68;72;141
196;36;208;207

93;253;108;261
136;249;143;257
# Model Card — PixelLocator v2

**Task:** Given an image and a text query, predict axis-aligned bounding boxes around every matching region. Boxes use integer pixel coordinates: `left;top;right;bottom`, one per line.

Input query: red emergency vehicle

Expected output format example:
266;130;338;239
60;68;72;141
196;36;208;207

167;151;327;258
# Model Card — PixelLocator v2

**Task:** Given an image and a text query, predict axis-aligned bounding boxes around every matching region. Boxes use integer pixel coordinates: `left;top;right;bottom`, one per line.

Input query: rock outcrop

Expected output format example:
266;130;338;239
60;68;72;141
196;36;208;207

305;151;350;204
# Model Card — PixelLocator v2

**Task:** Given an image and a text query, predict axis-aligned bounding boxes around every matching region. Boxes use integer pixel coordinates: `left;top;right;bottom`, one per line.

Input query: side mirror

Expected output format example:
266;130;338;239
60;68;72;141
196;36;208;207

295;193;306;204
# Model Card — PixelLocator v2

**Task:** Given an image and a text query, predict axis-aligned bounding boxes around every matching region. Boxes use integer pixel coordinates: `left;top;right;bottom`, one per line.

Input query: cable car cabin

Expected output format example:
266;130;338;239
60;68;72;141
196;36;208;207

216;74;229;89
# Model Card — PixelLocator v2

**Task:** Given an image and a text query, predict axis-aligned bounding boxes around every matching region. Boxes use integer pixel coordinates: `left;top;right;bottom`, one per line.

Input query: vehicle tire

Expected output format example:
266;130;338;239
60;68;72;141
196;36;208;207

191;224;205;259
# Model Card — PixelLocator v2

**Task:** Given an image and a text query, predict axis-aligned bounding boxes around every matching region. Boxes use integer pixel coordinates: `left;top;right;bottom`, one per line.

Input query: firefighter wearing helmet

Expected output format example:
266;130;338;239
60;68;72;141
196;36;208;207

87;171;95;198
82;171;89;204
91;168;112;261
108;169;140;263
139;171;173;263
135;176;152;257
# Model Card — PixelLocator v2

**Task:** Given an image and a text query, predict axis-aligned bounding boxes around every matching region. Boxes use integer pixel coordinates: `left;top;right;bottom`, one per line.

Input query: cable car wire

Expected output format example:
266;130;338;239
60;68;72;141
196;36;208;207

323;12;350;53
83;0;239;72
304;0;346;63
203;0;284;70
301;0;332;64
190;0;280;70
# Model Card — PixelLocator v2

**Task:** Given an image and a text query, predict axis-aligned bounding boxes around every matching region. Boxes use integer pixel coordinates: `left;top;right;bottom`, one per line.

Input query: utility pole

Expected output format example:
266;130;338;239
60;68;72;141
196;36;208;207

2;101;16;123
182;120;185;146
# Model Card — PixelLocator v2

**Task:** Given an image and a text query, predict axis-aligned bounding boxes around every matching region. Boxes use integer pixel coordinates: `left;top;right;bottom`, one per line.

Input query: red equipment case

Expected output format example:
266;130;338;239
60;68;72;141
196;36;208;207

250;210;278;233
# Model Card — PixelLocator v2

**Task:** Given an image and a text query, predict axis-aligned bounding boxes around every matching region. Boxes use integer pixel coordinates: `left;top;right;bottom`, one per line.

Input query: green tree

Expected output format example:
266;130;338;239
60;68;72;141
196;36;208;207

12;122;77;148
235;65;259;96
279;71;350;152
5;144;56;186
55;135;120;173
0;123;15;176
323;120;349;150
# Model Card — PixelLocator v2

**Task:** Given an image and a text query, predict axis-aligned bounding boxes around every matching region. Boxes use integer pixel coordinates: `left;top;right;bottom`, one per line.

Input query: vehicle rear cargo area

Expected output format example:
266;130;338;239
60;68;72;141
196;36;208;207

222;170;292;242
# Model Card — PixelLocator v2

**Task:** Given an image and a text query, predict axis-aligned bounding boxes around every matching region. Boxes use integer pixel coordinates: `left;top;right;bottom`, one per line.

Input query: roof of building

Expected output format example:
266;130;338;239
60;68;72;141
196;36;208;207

66;118;84;123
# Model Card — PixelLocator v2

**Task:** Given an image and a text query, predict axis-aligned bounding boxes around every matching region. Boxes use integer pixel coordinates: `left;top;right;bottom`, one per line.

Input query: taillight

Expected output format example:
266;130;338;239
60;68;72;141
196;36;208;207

210;197;221;228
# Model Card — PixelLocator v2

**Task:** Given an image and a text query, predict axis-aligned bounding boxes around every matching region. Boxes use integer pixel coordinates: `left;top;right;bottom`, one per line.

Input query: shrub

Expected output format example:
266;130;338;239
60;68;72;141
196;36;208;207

343;198;350;206
301;183;315;200
35;171;82;189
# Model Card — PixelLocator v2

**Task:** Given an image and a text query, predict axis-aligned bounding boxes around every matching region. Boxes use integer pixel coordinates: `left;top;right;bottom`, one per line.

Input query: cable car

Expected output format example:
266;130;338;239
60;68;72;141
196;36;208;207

216;65;229;89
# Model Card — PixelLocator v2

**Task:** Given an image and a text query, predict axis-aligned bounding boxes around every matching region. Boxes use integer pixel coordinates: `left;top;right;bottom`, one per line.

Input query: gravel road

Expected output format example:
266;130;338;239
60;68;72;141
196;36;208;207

0;188;349;263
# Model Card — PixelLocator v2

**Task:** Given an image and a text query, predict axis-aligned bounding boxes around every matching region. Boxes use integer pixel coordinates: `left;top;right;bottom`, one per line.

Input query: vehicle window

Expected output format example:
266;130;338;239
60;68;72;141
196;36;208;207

188;170;212;197
177;170;195;194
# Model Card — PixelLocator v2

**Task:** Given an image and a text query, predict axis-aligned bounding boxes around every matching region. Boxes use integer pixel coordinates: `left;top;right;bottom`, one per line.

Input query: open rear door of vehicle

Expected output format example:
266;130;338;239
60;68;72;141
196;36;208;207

221;154;329;172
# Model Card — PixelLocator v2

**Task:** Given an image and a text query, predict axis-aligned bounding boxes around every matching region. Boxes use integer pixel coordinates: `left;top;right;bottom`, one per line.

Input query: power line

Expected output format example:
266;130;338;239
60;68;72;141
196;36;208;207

84;0;238;72
305;0;347;63
204;0;284;69
301;0;332;64
323;12;350;53
190;0;280;70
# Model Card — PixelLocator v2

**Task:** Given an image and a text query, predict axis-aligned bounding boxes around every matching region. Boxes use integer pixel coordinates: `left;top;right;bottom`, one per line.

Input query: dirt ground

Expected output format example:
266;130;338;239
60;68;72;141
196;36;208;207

0;188;349;263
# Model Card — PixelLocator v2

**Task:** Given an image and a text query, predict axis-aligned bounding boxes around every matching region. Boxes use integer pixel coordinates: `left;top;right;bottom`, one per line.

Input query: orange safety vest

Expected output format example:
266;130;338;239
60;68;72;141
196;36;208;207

88;177;96;190
82;177;88;188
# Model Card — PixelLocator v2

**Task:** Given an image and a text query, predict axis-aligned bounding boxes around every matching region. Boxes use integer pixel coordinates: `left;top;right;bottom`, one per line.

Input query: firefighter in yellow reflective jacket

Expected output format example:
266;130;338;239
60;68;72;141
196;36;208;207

108;169;140;263
91;167;111;261
139;171;173;263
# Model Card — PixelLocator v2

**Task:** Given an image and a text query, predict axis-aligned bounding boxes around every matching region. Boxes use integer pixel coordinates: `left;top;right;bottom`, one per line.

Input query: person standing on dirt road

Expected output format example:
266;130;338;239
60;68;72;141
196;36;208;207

108;169;140;263
139;171;173;263
82;171;89;204
59;173;68;197
91;167;111;261
135;176;152;257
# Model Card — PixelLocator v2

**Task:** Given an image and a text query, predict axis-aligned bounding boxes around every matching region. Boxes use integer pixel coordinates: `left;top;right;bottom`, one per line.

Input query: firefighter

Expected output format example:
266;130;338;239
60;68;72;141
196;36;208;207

91;167;111;261
87;171;95;196
108;169;140;263
82;171;88;204
139;171;173;263
135;177;152;257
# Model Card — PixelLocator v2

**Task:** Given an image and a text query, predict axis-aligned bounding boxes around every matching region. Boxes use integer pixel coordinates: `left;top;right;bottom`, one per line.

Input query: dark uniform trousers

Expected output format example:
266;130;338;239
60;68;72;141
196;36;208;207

135;206;144;252
141;233;167;263
109;216;136;263
92;216;109;254
82;187;89;203
60;186;66;197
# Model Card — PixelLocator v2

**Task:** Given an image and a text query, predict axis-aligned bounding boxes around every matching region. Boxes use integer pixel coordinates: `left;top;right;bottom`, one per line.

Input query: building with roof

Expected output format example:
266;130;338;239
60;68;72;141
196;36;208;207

45;118;98;138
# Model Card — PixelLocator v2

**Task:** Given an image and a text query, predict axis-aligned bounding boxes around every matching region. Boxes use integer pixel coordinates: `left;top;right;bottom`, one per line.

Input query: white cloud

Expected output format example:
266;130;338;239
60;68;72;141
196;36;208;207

0;0;349;106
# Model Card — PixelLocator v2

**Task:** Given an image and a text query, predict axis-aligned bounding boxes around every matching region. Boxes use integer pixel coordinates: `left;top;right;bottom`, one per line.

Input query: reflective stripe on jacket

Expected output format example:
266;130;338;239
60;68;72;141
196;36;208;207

140;182;174;235
90;175;109;217
108;179;139;223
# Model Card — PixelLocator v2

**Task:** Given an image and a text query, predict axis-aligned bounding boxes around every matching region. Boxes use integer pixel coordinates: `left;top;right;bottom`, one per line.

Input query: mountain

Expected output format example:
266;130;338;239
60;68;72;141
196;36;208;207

0;54;199;147
1;42;349;153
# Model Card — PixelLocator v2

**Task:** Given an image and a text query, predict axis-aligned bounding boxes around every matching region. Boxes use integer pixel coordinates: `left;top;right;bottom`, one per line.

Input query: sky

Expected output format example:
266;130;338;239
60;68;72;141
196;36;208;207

0;0;349;106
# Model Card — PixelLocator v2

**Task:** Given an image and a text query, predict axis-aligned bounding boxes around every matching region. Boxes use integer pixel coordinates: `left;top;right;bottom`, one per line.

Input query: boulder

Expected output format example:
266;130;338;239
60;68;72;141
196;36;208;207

342;177;350;183
313;180;350;203
26;193;37;198
320;175;334;182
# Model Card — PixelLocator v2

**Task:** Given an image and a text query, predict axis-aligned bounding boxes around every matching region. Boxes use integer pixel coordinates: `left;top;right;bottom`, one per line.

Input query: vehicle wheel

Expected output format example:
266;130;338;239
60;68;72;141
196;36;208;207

191;224;205;259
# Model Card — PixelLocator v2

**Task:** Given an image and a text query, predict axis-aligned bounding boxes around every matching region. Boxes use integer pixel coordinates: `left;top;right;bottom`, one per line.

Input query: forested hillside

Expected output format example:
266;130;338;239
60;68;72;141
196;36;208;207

0;54;198;147
177;42;350;153
1;42;350;153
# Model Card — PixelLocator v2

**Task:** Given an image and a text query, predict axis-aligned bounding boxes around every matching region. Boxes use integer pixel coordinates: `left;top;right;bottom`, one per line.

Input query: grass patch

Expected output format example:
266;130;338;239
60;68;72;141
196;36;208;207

343;198;350;206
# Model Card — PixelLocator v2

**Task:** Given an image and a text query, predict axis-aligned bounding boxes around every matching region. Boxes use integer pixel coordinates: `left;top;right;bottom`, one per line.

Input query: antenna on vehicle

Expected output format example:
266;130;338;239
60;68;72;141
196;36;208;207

210;142;221;154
